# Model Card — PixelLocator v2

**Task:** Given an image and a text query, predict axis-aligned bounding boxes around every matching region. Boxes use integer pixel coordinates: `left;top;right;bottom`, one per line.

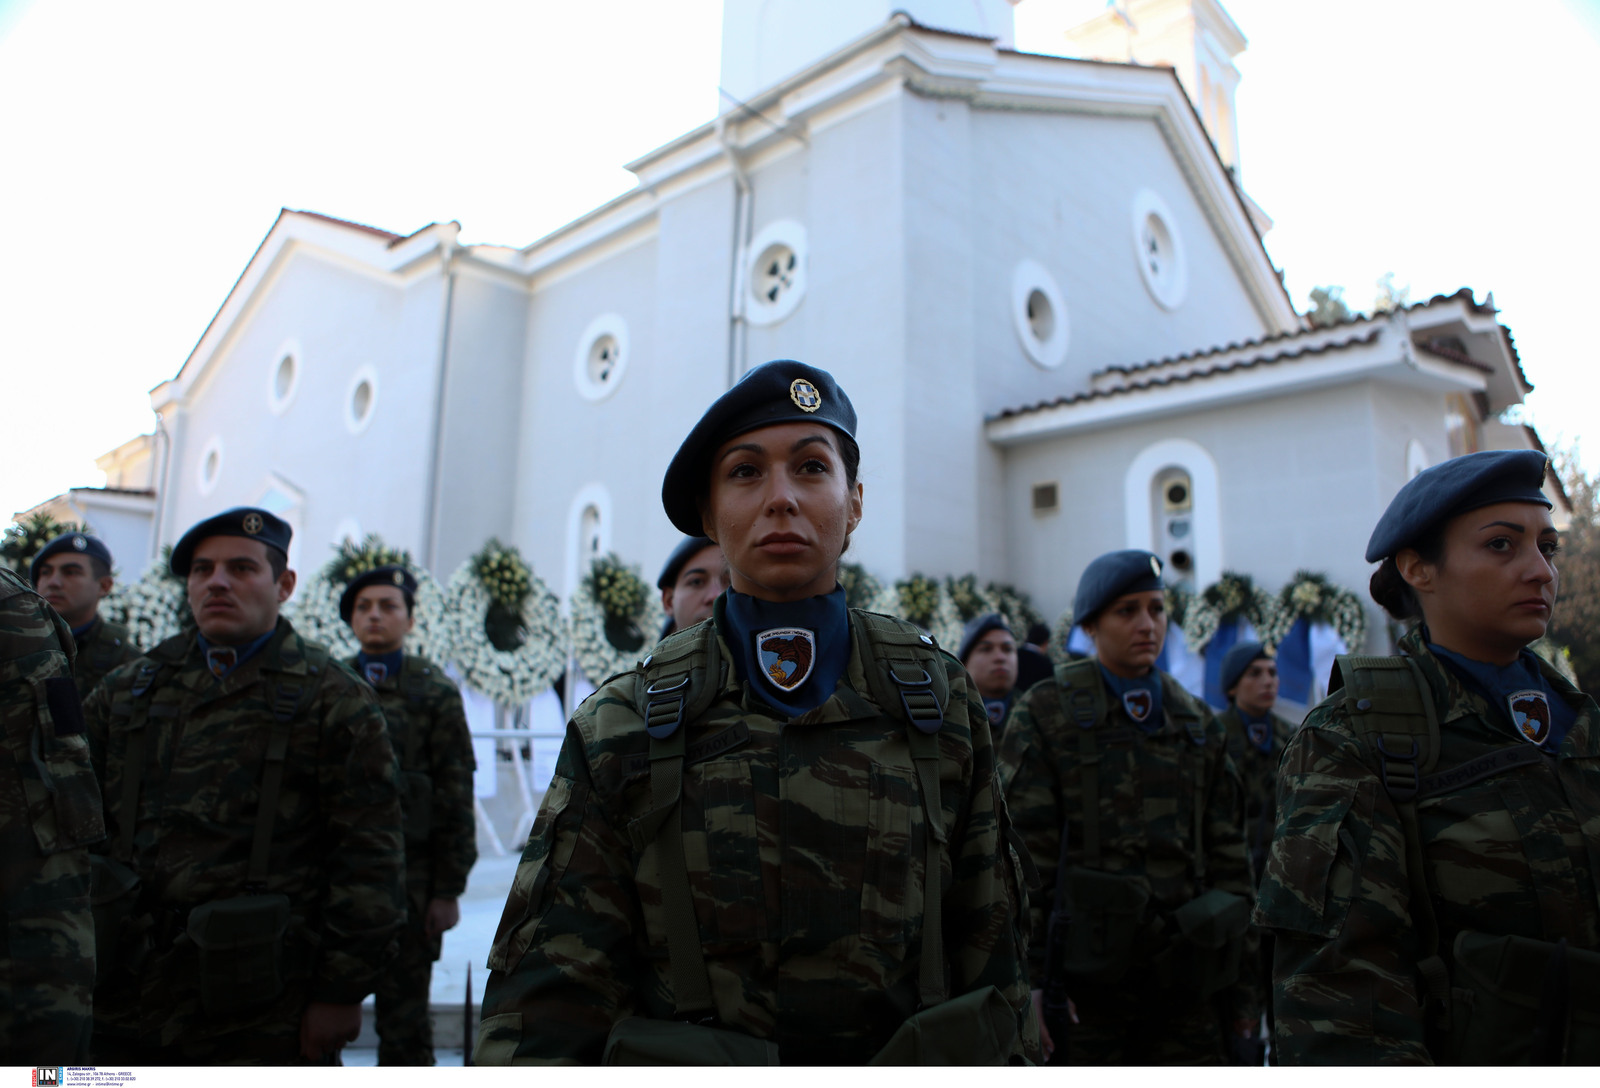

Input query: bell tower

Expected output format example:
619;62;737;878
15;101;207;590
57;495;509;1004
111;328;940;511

719;0;1020;109
1061;0;1247;177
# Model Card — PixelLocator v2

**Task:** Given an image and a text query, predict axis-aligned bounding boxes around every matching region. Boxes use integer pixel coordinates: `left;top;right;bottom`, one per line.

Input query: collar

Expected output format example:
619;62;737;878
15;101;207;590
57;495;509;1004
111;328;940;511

356;648;405;685
1422;628;1575;752
1234;706;1276;752
1098;663;1164;730
720;586;850;718
71;616;100;641
197;627;276;681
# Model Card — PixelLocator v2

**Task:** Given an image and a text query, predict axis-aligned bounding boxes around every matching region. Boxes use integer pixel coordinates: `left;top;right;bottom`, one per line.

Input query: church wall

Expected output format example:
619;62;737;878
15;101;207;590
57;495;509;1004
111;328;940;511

163;251;443;582
741;90;911;581
432;271;530;577
966;109;1272;416
1002;381;1415;650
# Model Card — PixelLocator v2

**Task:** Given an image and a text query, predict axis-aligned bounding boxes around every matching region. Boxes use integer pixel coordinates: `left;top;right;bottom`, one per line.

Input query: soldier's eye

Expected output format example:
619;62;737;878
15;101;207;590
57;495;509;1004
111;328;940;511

1540;539;1561;558
798;458;828;474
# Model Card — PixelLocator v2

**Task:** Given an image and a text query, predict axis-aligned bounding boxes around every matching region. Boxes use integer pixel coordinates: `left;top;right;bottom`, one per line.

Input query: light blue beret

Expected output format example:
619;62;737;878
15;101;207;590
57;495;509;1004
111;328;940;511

1366;449;1551;562
1074;549;1164;624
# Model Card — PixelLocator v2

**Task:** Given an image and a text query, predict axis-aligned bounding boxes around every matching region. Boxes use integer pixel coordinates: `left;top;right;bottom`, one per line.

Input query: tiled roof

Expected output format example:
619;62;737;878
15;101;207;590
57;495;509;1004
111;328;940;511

993;326;1383;421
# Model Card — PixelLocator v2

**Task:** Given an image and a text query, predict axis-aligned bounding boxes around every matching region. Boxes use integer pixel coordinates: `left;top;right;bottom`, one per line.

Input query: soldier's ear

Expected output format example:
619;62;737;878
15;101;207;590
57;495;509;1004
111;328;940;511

1395;547;1433;594
276;568;297;604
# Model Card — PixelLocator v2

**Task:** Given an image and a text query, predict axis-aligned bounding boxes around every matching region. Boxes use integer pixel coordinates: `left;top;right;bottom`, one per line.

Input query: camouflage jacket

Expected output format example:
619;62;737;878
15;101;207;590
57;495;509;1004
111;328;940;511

998;659;1260;1018
1217;706;1296;883
0;568;105;1064
72;616;141;700
1253;630;1600;1064
83;616;405;1045
346;651;477;900
477;609;1034;1065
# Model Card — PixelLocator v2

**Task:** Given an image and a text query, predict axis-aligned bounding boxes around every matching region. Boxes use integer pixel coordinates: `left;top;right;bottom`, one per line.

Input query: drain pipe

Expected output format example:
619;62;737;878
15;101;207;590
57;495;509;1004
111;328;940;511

421;232;459;571
716;112;753;389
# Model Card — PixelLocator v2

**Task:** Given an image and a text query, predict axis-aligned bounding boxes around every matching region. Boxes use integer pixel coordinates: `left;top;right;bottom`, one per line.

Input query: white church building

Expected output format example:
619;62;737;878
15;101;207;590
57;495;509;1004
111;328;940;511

32;0;1562;651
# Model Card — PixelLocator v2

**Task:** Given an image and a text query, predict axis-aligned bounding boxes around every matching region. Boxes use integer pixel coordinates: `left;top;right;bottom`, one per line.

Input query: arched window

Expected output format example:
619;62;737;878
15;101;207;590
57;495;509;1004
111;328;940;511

1123;439;1221;590
564;483;614;600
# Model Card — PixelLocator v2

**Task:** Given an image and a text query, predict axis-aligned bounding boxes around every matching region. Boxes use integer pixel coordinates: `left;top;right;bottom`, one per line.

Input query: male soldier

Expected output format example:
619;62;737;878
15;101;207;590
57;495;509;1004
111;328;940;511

960;612;1020;732
0;567;104;1064
656;534;727;639
32;531;141;696
83;507;405;1065
340;564;476;1066
1215;641;1292;1064
1015;621;1054;694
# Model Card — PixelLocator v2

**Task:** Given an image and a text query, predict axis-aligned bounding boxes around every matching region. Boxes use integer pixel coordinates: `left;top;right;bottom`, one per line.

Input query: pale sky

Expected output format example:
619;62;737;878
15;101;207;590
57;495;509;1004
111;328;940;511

2;0;1596;524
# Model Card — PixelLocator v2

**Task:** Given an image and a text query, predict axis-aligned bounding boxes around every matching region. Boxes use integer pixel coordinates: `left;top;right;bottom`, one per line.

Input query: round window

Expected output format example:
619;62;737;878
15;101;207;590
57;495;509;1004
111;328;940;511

573;314;630;401
745;220;808;326
267;339;302;414
1131;189;1188;311
197;435;224;495
345;366;379;434
1010;259;1069;369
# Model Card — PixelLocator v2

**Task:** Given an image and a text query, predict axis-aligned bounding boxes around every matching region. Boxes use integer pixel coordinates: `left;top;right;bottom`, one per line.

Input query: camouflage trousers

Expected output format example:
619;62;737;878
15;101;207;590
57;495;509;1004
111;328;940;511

374;899;442;1066
1064;980;1227;1065
0;849;93;1065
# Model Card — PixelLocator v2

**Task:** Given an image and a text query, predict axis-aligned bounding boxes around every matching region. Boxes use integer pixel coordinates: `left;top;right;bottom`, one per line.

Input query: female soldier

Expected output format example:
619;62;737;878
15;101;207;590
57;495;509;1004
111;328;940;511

1000;550;1258;1065
475;360;1033;1065
1255;448;1600;1064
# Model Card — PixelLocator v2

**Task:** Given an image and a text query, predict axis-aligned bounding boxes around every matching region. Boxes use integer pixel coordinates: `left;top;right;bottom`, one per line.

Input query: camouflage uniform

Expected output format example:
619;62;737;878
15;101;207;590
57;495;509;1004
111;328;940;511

999;659;1259;1064
71;616;142;700
83;617;405;1064
348;651;477;1066
1217;707;1296;886
1254;630;1600;1064
476;609;1035;1065
0;568;105;1065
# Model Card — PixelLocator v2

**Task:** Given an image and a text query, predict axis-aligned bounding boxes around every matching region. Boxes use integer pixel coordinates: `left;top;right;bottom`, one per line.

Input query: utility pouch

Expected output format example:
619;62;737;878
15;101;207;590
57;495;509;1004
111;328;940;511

89;854;141;973
868;985;1018;1065
602;1018;780;1066
1154;888;1250;997
186;893;291;1018
1063;867;1149;985
402;770;433;845
1448;930;1600;1065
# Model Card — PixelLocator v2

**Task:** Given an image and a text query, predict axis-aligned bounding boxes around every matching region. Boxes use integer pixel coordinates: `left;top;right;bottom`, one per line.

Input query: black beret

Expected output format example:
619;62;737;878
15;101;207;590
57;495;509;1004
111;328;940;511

1074;549;1164;625
661;360;858;536
1220;641;1271;697
170;507;292;577
31;532;113;584
657;535;718;590
1365;449;1551;563
340;565;418;623
958;612;1013;664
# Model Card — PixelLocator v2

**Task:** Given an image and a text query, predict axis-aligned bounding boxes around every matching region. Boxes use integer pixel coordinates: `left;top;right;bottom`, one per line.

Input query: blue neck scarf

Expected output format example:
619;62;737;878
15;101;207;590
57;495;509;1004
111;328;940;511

721;586;850;719
983;696;1012;730
1235;707;1276;753
1098;664;1164;731
356;649;405;686
71;617;99;641
197;627;276;681
1425;632;1575;753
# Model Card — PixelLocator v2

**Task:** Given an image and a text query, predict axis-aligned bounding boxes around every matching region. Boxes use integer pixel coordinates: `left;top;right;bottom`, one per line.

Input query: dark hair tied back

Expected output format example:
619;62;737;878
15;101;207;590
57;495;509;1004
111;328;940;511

1367;523;1446;622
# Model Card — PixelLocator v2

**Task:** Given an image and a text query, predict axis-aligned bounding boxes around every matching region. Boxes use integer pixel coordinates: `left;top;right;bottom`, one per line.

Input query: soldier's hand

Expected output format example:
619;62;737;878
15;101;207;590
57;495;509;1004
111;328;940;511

1234;1015;1258;1039
1031;988;1079;1063
300;1001;362;1061
425;897;461;939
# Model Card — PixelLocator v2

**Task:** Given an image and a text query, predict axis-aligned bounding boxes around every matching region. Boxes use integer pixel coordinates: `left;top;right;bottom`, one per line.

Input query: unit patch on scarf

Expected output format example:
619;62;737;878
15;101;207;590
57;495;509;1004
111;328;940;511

1508;689;1552;745
1247;718;1271;750
1123;689;1153;723
756;627;817;692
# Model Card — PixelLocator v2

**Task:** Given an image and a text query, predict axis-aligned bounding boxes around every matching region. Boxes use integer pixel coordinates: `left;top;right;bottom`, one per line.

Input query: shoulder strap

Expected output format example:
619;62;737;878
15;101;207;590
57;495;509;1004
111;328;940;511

625;623;724;1021
1335;653;1451;1021
1056;660;1107;871
111;658;173;862
400;658;431;768
1162;683;1210;880
248;640;331;891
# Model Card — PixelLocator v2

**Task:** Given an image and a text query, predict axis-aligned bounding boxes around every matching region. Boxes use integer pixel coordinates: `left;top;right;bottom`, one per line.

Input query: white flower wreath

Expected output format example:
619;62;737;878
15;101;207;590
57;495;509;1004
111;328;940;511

1182;575;1280;655
1259;572;1367;654
441;561;567;705
569;571;665;684
289;567;451;664
110;561;190;650
867;580;964;654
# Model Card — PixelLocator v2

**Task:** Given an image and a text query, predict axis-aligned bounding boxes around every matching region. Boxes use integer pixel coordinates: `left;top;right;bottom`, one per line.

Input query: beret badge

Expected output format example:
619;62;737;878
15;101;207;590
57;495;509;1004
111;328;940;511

72;535;88;551
393;570;406;585
789;378;822;413
242;513;265;535
1149;555;1162;577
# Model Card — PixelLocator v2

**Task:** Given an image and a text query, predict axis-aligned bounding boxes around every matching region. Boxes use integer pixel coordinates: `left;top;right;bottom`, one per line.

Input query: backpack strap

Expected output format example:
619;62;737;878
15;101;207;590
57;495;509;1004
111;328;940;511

400;658;429;769
1166;693;1210;882
248;640;330;891
1057;659;1106;871
1335;653;1450;1021
110;658;172;863
628;623;726;1021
